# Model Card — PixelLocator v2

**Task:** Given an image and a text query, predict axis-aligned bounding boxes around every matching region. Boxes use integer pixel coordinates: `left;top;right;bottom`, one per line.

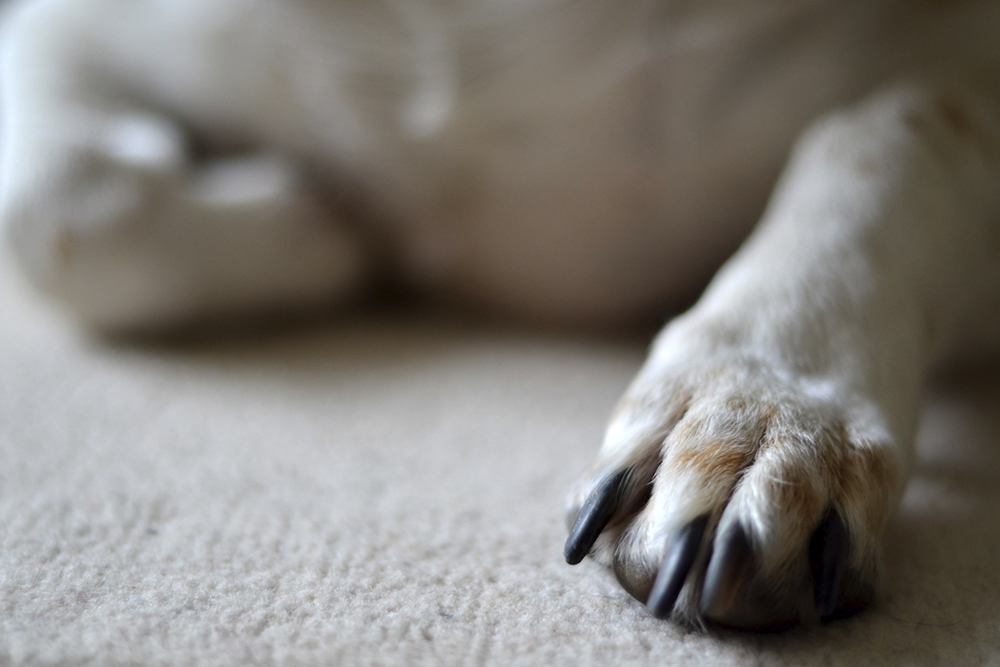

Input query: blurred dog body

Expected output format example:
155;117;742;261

3;0;1000;628
0;0;992;329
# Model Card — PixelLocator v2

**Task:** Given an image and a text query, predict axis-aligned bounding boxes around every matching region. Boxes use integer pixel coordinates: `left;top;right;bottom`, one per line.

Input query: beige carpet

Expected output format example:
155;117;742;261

2;259;1000;667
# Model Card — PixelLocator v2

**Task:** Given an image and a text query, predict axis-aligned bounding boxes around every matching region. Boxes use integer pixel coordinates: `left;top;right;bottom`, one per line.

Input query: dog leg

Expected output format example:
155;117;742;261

0;2;367;333
566;79;1000;628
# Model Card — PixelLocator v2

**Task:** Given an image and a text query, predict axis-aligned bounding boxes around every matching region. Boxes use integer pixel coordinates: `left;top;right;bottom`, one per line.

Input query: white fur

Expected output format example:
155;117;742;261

3;0;1000;628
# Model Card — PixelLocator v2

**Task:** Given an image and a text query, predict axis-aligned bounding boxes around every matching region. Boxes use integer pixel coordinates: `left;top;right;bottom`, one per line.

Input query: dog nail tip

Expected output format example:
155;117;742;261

700;522;754;620
563;469;629;565
647;597;674;621
812;511;849;618
646;515;709;619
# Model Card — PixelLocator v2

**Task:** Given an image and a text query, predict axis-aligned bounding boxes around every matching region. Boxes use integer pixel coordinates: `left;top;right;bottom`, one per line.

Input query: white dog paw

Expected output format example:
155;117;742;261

564;321;906;629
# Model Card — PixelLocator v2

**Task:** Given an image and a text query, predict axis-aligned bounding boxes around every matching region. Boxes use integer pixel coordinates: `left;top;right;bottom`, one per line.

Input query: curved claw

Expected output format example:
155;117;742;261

646;515;709;619
564;469;629;565
810;511;849;618
700;522;755;621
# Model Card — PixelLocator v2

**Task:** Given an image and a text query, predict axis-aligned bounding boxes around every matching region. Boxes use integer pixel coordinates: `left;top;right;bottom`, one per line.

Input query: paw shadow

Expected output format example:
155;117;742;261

880;377;1000;627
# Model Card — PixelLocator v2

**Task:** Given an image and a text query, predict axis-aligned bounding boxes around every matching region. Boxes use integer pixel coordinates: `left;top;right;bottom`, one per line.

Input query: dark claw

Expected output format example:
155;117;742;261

700;522;755;620
810;511;849;618
564;469;629;565
647;515;709;619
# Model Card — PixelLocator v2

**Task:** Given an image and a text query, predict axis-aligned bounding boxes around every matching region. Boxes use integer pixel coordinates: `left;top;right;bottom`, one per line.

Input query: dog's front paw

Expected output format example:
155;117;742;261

565;320;907;629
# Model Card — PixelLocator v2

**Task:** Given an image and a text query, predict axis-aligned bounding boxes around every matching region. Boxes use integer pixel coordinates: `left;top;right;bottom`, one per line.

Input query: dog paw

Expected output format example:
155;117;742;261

564;319;907;629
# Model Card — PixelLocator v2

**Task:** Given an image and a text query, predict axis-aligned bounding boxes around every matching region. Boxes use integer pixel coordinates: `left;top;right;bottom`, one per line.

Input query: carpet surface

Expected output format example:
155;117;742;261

2;261;1000;666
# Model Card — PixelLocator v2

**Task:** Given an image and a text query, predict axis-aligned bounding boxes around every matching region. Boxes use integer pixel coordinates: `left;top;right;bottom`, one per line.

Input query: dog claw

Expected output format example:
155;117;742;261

700;522;754;621
646;515;708;619
564;469;629;565
811;511;849;618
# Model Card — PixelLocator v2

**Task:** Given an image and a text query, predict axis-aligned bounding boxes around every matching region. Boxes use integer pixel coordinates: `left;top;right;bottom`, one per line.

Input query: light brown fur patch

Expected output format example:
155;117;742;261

838;443;900;537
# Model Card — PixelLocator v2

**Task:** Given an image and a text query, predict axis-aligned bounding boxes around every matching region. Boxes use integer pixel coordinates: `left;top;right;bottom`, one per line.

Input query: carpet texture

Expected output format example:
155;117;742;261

2;260;1000;666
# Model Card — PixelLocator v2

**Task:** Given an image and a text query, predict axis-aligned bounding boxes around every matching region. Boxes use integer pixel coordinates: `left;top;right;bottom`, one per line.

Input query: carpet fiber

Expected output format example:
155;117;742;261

2;261;1000;666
